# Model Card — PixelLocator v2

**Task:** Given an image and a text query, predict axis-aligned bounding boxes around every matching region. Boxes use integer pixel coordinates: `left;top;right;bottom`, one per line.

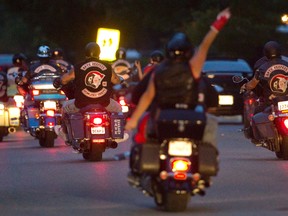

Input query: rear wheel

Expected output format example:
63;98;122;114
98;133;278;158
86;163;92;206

279;136;288;160
39;131;55;148
163;192;190;212
82;144;104;161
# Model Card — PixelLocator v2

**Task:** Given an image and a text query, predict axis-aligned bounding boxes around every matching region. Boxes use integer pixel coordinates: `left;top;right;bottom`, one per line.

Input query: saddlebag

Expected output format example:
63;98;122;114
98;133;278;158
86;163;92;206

156;109;206;141
27;107;40;127
69;113;85;139
110;112;125;139
131;141;160;174
252;113;277;140
198;142;219;177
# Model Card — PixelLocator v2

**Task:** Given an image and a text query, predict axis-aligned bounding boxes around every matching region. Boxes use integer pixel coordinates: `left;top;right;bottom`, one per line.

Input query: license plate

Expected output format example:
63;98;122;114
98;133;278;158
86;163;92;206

219;95;234;105
168;140;192;156
278;101;288;111
91;126;105;134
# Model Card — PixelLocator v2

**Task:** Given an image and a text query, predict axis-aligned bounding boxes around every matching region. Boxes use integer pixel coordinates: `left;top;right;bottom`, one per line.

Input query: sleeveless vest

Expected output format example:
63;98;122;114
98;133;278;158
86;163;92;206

154;61;198;109
256;58;288;99
74;58;112;108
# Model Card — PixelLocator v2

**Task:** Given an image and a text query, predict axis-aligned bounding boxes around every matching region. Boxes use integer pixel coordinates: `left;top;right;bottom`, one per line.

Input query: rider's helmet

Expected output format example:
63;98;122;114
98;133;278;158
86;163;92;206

12;53;27;66
37;45;51;58
51;48;64;60
85;42;100;59
166;32;193;60
115;47;126;60
263;41;281;59
150;50;164;63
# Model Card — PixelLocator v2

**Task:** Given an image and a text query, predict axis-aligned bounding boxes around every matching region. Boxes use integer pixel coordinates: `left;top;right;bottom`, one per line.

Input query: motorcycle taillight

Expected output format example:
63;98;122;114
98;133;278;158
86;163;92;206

88;114;109;126
46;110;55;117
171;158;191;172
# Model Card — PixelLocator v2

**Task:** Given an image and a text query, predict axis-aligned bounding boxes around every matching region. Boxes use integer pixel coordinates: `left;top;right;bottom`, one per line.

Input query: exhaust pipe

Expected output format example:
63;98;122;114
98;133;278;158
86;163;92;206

8;127;16;134
109;141;118;149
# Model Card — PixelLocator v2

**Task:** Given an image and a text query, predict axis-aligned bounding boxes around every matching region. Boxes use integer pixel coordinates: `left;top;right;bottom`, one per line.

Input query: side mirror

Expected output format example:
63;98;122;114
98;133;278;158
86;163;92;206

232;75;245;83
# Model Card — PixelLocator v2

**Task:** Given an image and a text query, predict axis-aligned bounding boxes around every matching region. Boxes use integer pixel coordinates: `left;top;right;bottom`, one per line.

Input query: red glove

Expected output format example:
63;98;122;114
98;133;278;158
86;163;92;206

211;8;231;32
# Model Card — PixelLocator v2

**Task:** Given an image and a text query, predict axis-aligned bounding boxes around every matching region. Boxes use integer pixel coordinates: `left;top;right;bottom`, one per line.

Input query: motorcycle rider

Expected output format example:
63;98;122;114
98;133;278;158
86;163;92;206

16;45;62;92
7;53;28;98
131;50;164;105
112;47;142;81
240;41;288;141
0;70;8;103
125;8;231;178
53;42;127;141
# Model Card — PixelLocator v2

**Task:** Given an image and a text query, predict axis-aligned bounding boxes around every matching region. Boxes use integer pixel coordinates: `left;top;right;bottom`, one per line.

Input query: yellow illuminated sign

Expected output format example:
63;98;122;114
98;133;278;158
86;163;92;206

96;28;120;61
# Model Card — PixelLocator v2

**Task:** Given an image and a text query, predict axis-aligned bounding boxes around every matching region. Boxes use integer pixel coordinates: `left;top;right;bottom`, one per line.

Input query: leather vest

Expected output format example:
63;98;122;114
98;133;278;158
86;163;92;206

154;61;198;109
255;58;288;99
74;58;112;108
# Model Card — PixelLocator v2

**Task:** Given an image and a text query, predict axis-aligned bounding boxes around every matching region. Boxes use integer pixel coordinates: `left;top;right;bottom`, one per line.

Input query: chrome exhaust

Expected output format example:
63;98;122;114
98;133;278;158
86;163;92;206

8;127;16;133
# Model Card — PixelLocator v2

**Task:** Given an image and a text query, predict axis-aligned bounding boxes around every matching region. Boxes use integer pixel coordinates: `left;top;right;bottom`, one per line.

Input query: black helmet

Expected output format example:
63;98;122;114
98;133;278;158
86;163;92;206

166;32;193;60
85;42;100;59
52;48;64;59
12;53;27;65
150;50;164;63
263;41;281;59
115;47;126;60
37;45;51;58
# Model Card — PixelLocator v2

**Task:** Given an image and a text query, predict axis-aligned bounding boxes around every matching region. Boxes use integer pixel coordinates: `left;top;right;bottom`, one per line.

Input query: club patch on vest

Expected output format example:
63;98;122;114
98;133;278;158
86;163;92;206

269;74;288;94
85;71;105;89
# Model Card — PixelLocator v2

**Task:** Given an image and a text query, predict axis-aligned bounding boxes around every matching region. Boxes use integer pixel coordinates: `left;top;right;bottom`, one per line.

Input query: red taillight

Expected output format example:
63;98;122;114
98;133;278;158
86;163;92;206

174;172;187;180
171;158;190;172
119;96;127;106
48;122;54;127
87;114;109;126
283;119;288;129
93;117;103;125
248;98;255;105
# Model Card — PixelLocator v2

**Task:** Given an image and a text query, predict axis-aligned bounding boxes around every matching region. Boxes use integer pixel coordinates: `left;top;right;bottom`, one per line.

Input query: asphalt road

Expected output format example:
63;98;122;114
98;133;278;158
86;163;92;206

0;119;288;216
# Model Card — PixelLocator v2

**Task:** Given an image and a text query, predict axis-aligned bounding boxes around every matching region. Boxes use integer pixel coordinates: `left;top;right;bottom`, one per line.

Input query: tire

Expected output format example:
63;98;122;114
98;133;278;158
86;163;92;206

39;131;55;148
280;136;288;160
163;192;190;212
152;180;163;207
82;144;104;161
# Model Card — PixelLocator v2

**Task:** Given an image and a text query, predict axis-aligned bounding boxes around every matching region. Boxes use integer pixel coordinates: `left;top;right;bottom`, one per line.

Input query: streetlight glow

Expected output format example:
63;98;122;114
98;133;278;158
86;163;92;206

282;14;288;24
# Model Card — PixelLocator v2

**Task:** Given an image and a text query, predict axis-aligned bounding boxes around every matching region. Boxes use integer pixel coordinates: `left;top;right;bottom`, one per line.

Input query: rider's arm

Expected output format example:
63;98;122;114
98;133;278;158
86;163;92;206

125;74;156;130
243;76;259;91
61;68;75;85
189;8;231;80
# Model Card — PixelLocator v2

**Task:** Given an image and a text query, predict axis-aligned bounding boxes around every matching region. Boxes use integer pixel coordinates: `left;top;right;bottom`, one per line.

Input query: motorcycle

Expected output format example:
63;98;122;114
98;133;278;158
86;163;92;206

233;75;288;160
112;82;137;118
232;75;258;138
63;104;126;161
0;100;21;141
21;72;66;147
127;107;219;212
